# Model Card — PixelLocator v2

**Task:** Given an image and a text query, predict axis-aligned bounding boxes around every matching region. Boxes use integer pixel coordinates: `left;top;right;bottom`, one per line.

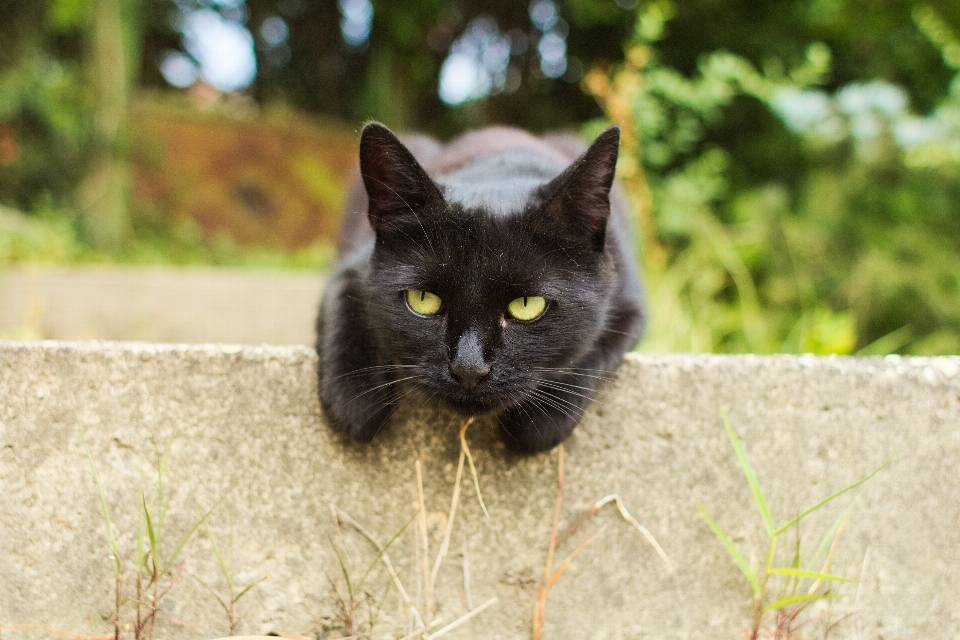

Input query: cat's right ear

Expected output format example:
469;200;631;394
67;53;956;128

359;122;444;231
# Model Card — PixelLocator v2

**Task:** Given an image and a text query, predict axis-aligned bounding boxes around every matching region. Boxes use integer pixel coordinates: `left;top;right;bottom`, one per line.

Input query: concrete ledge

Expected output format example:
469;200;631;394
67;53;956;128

0;267;324;344
1;341;958;639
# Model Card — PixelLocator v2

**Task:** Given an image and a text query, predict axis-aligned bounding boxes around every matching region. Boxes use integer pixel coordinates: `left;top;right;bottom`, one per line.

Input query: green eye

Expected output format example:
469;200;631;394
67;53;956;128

507;296;547;322
405;289;442;316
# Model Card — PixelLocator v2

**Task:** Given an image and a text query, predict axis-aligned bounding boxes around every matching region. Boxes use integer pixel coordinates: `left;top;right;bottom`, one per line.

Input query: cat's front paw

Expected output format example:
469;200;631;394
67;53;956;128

496;401;580;454
320;384;393;443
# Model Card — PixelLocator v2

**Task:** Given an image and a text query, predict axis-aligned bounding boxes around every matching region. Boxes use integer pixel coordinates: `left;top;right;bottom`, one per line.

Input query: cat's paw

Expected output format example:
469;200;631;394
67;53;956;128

320;386;393;442
496;402;579;454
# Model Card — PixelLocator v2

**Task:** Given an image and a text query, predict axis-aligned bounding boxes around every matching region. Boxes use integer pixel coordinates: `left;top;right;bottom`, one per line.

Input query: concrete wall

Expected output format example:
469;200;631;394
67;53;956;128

1;341;958;639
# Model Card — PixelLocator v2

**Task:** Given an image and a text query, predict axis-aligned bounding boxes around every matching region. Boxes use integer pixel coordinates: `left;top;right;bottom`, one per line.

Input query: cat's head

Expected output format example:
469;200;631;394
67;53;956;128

358;122;623;416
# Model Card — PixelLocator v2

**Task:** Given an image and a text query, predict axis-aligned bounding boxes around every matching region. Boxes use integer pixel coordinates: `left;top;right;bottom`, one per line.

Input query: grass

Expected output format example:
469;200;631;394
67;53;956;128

699;409;894;639
531;443;675;640
326;417;498;640
198;512;269;636
74;414;239;640
8;406;895;640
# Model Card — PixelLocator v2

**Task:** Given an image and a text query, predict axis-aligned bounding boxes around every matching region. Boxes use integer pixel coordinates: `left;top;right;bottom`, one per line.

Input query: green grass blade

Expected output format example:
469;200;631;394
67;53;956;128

774;453;895;536
233;574;269;604
698;504;760;595
159;495;221;576
763;592;828;612
808;493;860;570
204;525;232;593
143;492;158;561
329;533;354;601
722;409;773;536
76;412;120;578
356;511;417;591
768;567;857;583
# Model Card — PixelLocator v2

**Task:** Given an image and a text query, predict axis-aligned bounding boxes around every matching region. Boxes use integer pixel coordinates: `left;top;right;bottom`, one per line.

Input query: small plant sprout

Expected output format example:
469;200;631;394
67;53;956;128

76;412;226;640
699;409;893;639
134;440;221;640
196;508;269;636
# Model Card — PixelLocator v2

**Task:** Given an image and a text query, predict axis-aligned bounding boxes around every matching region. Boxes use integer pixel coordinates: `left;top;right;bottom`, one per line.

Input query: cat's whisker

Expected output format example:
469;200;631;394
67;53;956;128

531;388;586;417
325;364;419;383
530;365;616;374
536;381;607;407
534;378;599;393
505;389;546;438
529;368;615;383
528;389;583;424
342;375;418;407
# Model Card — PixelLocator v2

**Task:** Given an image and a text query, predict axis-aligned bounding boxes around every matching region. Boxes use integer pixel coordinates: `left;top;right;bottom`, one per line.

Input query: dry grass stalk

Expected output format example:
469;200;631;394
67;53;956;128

532;443;565;640
430;415;483;591
591;494;674;573
425;597;498;639
415;460;431;629
457;417;489;518
333;505;427;634
429;435;465;592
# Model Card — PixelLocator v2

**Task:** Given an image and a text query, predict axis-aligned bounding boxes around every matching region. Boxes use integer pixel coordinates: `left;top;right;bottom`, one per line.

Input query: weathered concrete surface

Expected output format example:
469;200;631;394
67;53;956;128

1;341;958;639
0;266;323;344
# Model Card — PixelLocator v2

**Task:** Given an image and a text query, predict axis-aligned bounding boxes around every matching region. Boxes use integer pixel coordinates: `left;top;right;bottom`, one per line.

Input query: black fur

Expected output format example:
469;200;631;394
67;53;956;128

316;123;644;454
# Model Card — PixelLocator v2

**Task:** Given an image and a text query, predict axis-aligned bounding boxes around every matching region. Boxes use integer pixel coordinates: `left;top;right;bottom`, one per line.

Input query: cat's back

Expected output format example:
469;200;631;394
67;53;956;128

424;127;584;215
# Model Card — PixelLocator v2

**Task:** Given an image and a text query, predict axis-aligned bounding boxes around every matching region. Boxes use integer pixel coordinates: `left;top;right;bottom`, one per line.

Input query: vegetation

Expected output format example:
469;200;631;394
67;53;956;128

699;412;891;638
1;0;959;353
586;2;960;354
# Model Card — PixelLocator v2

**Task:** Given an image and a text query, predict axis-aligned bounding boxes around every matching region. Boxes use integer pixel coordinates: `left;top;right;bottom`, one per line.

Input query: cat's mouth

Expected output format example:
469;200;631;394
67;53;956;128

438;385;519;416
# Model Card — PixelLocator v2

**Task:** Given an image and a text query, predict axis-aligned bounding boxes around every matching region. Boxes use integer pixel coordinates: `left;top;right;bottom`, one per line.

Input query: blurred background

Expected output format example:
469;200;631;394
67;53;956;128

1;0;959;354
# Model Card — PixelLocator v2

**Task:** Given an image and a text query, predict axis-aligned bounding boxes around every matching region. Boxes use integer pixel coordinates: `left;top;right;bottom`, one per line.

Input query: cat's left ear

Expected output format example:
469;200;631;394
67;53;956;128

540;126;620;251
359;122;445;232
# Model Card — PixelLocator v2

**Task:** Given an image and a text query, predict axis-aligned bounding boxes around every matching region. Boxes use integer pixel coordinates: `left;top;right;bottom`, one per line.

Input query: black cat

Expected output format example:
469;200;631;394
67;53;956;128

316;122;644;453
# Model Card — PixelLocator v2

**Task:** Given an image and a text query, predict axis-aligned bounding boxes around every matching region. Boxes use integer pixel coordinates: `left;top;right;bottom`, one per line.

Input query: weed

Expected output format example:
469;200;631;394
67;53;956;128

196;510;269;636
329;417;497;640
76;413;227;639
699;410;893;639
532;443;674;640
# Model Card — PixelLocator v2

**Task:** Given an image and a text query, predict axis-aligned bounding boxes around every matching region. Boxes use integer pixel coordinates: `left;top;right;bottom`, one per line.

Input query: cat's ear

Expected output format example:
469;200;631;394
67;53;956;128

540;126;620;251
359;122;444;231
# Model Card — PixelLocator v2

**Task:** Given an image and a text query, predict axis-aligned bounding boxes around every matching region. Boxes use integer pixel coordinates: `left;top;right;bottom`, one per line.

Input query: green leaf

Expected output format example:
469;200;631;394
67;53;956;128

698;504;760;595
722;409;773;536
768;567;857;583
774;452;896;536
763;592;828;612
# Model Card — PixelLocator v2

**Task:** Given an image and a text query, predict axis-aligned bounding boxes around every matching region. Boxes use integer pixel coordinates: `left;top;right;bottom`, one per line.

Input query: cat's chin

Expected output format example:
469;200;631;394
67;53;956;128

439;393;514;417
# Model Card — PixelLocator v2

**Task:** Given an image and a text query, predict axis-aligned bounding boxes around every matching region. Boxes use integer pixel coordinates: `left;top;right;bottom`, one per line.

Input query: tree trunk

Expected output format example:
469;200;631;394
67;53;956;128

78;0;137;249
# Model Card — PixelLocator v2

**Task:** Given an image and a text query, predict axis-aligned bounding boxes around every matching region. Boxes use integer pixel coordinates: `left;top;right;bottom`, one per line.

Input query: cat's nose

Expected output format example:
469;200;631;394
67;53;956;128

450;330;491;391
450;363;491;391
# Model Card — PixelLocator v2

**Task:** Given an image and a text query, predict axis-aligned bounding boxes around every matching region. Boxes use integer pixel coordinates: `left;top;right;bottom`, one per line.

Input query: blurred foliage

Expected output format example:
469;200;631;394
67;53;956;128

586;1;960;355
0;0;95;214
1;0;959;353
